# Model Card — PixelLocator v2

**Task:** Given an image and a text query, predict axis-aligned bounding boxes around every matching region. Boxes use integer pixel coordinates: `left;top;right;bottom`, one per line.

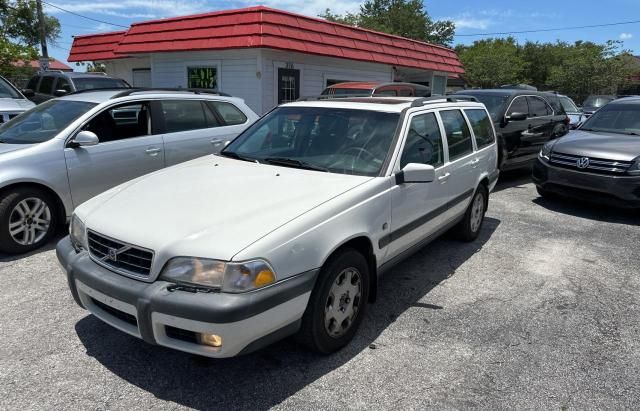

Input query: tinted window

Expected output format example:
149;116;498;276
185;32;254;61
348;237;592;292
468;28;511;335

440;110;473;161
161;100;208;133
0;77;21;98
527;96;552;117
209;101;247;125
84;102;151;142
332;88;372;96
0;100;96;144
465;109;495;148
560;96;578;113
400;112;444;168
507;96;528;116
73;77;129;91
464;93;508;119
203;103;221;127
38;76;55;94
55;77;72;93
373;89;397;96
26;76;39;91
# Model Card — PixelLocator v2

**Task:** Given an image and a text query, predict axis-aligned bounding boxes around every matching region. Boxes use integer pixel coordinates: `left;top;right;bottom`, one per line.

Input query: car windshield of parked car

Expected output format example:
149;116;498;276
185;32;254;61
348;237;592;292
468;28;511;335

222;106;400;176
464;94;508;119
73;77;129;91
0;77;21;99
560;96;579;113
583;96;614;108
0;100;96;144
580;104;640;135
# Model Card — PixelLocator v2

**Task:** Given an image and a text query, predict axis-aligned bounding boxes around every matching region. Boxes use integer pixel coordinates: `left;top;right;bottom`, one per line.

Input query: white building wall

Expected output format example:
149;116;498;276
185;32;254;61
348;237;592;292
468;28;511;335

103;56;151;85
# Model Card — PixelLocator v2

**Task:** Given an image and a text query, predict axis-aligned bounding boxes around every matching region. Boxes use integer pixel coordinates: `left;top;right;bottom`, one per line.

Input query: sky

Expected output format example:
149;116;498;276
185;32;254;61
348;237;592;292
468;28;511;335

43;0;640;69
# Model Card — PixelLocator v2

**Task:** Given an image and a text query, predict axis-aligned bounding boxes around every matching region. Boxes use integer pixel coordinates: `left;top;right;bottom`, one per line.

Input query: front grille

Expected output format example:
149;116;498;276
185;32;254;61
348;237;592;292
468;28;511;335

165;326;199;344
549;151;633;175
88;231;153;277
91;298;138;326
0;112;21;124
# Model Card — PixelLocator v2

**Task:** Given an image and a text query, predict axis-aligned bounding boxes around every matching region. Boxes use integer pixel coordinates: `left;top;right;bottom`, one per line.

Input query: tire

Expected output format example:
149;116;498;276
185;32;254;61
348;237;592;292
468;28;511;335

454;185;488;242
497;136;508;170
0;187;58;254
296;249;370;354
536;185;556;199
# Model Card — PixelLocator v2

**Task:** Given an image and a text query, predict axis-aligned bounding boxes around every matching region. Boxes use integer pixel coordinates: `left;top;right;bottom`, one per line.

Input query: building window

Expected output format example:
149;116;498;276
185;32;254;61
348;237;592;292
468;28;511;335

278;68;300;104
187;67;217;89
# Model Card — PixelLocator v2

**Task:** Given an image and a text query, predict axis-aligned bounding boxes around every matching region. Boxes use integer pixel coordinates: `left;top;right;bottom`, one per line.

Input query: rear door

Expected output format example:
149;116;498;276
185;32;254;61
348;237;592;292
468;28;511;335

464;108;498;176
522;96;554;156
64;100;165;206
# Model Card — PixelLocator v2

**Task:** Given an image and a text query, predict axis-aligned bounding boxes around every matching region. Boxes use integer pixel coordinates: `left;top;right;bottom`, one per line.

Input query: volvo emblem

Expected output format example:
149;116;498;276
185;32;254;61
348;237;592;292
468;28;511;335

576;157;590;169
107;248;118;261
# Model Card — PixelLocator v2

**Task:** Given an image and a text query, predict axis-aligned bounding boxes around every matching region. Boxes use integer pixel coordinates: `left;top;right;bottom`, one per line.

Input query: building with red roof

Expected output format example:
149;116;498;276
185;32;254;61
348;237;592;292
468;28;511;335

13;58;73;72
68;6;464;114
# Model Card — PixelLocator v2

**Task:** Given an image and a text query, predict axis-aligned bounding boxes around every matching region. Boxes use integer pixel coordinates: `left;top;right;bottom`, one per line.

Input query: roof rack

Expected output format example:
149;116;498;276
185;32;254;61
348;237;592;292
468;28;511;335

65;87;134;96
37;69;65;74
297;94;374;101
109;88;231;99
410;95;479;107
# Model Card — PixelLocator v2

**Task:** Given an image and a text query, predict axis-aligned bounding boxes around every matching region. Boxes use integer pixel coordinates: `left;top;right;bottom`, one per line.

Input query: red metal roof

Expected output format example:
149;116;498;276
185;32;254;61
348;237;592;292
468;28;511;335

68;6;464;74
13;58;73;71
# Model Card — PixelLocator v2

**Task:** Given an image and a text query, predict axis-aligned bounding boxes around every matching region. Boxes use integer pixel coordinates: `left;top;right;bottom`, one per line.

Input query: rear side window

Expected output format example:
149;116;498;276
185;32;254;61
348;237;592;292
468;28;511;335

161;100;209;133
507;96;528;116
527;96;552;117
465;109;495;149
209;101;247;125
440;110;473;161
400;112;444;168
56;77;72;93
26;76;39;91
38;76;55;94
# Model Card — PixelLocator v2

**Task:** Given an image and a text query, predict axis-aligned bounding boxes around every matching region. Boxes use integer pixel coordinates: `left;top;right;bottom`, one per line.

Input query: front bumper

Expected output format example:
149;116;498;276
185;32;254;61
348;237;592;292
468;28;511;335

532;158;640;207
57;237;318;357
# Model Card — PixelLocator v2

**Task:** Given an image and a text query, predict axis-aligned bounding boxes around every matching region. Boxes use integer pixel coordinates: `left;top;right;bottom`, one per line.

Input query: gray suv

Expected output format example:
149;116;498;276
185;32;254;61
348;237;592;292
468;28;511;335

0;89;258;253
22;71;129;104
0;75;35;124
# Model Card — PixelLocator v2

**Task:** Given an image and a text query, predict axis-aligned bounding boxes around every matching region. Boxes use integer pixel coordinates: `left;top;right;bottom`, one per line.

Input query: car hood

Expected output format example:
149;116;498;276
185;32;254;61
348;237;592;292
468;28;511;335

81;156;372;265
552;130;640;161
0;98;35;112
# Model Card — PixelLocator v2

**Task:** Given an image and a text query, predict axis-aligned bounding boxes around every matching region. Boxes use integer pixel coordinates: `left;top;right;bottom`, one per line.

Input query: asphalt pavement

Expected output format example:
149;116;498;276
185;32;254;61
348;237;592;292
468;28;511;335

1;170;639;410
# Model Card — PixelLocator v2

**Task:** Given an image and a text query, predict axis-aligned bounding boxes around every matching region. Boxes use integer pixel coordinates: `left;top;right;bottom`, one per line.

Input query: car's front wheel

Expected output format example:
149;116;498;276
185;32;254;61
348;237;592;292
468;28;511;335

0;187;58;254
296;249;370;354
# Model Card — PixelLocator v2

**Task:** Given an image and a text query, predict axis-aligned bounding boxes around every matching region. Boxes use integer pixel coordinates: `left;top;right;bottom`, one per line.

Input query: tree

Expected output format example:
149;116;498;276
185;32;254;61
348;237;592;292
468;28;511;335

455;38;525;88
320;0;455;46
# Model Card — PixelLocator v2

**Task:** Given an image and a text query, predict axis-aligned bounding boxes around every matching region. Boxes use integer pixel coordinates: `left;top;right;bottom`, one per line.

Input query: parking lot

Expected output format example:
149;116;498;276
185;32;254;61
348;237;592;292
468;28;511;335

1;170;639;410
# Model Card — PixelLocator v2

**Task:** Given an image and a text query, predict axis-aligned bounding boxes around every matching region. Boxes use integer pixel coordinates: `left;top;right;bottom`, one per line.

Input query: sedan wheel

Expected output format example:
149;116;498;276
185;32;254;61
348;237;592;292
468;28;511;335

9;198;52;246
324;267;363;338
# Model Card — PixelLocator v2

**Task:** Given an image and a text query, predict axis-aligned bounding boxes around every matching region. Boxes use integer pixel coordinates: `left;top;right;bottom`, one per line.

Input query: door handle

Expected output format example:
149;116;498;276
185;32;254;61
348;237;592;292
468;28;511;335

145;147;161;156
210;139;224;146
438;172;450;183
470;158;480;167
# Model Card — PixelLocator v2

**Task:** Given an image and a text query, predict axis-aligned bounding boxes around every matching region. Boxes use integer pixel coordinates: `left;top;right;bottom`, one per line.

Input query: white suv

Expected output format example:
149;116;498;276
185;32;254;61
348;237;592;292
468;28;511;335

0;89;257;253
57;96;499;357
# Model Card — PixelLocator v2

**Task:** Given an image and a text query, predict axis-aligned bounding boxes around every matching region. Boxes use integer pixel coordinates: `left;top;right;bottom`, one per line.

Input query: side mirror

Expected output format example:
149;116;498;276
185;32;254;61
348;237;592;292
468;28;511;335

53;89;68;97
506;112;527;122
69;131;99;147
395;163;436;184
22;88;35;98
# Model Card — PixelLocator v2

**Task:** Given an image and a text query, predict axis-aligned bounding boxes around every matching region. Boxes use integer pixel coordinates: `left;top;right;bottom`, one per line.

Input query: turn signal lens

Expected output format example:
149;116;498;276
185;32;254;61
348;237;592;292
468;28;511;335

255;269;276;287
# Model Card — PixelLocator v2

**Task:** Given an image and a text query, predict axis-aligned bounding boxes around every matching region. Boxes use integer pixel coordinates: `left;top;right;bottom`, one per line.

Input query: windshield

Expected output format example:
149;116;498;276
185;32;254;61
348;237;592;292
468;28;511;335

0;100;96;144
222;107;400;176
580;104;640;135
560;96;579;113
463;94;508;119
583;96;614;108
0;77;21;99
73;77;129;91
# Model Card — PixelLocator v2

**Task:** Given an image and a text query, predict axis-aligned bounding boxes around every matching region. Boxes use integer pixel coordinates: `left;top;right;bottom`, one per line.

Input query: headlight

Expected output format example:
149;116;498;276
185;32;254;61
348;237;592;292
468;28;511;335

628;156;640;175
539;141;555;161
160;258;276;292
69;214;87;250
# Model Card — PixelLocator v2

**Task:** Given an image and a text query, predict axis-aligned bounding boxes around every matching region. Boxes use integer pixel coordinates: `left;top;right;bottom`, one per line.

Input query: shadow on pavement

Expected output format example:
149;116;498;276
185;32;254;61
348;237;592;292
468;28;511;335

74;217;499;411
0;232;66;263
533;196;640;226
493;168;533;193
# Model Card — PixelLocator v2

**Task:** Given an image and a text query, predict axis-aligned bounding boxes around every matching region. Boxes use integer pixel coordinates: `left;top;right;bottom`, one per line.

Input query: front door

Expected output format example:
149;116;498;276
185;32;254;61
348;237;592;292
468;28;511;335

278;68;300;104
386;111;451;260
64;101;165;206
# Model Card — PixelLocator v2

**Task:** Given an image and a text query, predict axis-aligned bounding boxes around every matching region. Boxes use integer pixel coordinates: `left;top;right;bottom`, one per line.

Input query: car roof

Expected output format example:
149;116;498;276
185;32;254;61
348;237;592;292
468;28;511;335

327;82;428;90
282;97;486;113
36;71;121;79
58;89;245;105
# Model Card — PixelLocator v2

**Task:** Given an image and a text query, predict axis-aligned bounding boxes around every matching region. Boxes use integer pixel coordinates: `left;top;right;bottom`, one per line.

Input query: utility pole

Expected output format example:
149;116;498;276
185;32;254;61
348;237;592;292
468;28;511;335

36;0;49;70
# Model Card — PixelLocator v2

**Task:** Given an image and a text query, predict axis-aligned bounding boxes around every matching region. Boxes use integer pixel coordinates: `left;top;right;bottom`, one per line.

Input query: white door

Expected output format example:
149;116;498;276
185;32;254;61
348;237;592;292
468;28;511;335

385;111;451;260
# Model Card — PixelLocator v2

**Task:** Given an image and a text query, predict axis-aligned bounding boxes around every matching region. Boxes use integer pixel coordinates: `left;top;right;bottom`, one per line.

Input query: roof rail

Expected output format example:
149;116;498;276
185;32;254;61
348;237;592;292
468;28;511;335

410;95;479;107
37;69;65;74
297;94;374;101
109;88;231;99
65;87;133;96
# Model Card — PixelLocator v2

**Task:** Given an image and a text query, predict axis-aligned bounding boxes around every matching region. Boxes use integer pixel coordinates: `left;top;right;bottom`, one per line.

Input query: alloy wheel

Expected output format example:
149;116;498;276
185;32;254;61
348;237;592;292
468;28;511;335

8;197;52;246
470;192;485;233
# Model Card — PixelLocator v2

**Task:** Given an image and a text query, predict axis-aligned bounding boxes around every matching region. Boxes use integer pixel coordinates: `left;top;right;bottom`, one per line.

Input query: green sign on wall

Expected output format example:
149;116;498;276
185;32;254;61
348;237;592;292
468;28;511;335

187;67;217;89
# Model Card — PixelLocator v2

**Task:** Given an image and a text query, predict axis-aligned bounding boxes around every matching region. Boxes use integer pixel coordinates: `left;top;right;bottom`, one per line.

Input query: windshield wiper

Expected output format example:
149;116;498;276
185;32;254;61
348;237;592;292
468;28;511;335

218;151;260;163
264;157;329;172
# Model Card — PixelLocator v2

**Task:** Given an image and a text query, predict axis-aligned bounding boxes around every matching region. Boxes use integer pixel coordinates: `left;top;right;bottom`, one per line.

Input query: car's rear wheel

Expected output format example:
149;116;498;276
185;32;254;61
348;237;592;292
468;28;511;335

296;249;370;354
455;185;488;242
0;187;58;254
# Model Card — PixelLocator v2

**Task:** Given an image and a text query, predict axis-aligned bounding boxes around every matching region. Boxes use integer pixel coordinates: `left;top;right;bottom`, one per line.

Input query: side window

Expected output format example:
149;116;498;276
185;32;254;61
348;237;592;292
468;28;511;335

202;103;221;128
507;96;528;117
527;96;552;117
400;112;444;168
465;109;495;149
208;101;247;125
440;109;473;161
84;101;152;143
161;100;208;133
398;88;413;97
38;76;55;95
26;76;39;91
55;77;72;93
373;88;397;96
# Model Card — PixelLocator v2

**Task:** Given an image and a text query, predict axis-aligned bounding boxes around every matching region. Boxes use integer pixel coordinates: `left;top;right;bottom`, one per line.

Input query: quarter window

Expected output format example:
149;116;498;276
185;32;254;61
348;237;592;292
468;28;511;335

161;100;209;133
527;96;552;117
507;96;528;117
464;109;495;149
38;76;55;95
400;112;444;168
440;110;473;161
209;101;247;125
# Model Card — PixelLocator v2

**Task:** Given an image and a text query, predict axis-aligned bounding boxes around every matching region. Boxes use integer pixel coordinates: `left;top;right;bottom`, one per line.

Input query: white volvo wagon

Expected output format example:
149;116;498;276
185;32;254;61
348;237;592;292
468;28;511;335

57;96;499;357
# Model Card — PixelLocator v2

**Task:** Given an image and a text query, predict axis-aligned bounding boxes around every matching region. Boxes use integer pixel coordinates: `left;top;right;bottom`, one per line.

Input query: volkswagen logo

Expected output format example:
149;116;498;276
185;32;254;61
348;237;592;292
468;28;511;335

576;157;590;169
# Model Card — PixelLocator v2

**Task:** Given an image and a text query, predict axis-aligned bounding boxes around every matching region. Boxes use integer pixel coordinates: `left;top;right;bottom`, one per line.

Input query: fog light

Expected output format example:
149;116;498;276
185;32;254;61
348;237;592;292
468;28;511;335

199;333;223;347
